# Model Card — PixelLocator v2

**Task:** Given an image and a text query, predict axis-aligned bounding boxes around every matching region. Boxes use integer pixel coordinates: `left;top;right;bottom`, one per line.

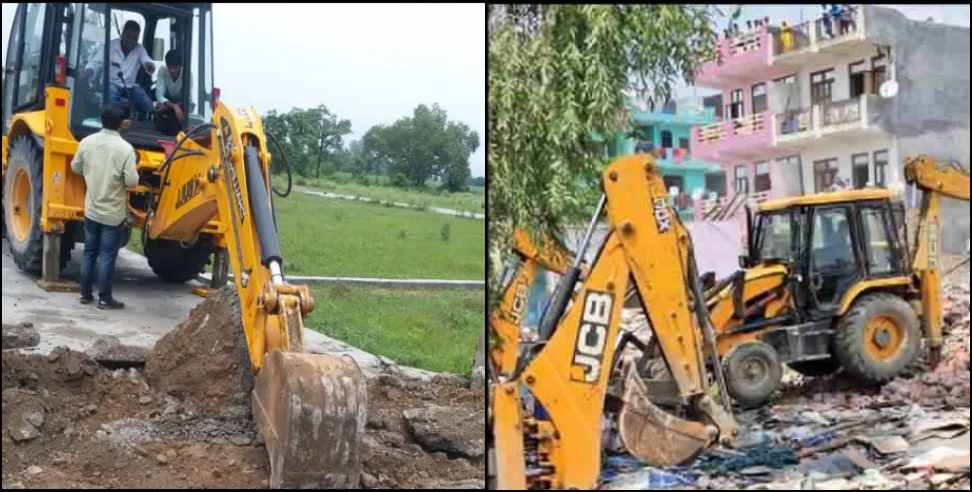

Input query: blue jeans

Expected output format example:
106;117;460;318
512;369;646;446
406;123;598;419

80;218;125;301
109;84;154;116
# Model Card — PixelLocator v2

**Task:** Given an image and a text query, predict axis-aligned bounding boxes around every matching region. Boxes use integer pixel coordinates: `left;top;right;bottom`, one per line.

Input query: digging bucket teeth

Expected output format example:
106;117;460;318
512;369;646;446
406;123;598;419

253;351;368;489
617;365;716;467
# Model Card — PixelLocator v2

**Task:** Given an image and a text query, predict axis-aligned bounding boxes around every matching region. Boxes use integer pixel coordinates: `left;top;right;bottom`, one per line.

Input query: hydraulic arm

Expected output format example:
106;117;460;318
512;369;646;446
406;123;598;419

904;155;970;365
492;154;739;490
149;103;367;489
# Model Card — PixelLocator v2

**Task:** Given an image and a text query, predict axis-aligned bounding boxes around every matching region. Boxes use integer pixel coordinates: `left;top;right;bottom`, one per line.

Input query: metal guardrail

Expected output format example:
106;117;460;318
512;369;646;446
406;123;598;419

198;273;485;289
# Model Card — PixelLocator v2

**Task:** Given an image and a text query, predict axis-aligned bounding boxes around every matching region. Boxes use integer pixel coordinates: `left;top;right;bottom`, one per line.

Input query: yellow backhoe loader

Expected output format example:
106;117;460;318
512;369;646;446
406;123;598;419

487;153;968;490
2;4;365;488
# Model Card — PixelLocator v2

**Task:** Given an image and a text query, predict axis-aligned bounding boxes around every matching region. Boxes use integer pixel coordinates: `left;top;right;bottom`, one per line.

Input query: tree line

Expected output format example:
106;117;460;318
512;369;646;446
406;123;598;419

262;103;480;193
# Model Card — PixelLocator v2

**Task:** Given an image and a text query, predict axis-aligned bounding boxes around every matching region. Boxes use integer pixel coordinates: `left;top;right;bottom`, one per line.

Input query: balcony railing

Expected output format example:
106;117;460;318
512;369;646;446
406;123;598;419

732;112;768;136
822;97;863;127
728;31;763;56
777;108;812;136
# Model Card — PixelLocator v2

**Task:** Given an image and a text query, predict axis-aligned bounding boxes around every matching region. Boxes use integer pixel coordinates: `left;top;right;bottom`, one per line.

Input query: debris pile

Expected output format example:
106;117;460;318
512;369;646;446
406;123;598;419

603;279;970;490
882;283;971;408
1;323;40;350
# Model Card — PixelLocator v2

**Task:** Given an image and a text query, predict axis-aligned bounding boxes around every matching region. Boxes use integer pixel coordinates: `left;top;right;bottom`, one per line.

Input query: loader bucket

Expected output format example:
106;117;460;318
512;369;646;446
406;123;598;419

253;351;368;489
617;365;716;467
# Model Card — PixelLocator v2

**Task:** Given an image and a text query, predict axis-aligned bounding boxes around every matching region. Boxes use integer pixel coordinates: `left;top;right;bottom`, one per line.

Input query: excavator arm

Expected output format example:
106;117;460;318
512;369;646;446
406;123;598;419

492;154;739;490
904;155;970;365
149;103;367;489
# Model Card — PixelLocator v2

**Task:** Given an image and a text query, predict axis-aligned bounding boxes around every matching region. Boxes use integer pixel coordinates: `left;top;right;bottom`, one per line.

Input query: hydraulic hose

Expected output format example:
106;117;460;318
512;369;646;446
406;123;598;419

265;131;293;198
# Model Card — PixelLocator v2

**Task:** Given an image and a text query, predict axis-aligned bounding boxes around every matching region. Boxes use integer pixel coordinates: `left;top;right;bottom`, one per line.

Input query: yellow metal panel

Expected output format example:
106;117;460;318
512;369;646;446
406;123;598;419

522;236;631;489
513;229;572;274
836;276;912;316
492;384;528;491
758;188;896;212
489;259;537;376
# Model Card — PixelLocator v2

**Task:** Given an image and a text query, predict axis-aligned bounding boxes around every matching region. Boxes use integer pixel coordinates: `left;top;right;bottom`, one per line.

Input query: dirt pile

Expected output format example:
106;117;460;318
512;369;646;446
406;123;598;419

3;286;486;489
1;348;267;489
144;287;254;418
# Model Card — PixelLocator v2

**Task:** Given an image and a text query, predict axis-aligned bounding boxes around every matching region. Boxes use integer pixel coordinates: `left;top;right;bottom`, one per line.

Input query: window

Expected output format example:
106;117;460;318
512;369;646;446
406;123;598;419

852;153;870;189
663;175;685;195
678;137;690;151
706;172;727;198
755;161;771;192
774;74;797;86
873;55;888;92
814;158;839;192
757;212;798;261
849;60;867;98
15;4;47;109
729;89;744;119
752;83;767;114
810;69;835;106
735;165;750;194
873;150;889;187
2;6;26;133
860;208;895;276
810;207;857;305
661;130;673;148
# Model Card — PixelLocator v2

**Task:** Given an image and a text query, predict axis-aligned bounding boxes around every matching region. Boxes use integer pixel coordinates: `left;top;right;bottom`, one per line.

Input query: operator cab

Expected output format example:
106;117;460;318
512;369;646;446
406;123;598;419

2;3;213;151
750;190;909;319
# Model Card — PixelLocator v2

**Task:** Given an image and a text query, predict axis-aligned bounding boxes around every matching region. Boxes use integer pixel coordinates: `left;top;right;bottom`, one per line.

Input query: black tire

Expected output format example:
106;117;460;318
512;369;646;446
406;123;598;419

788;358;842;378
724;341;783;408
834;293;921;384
144;236;214;283
3;136;71;274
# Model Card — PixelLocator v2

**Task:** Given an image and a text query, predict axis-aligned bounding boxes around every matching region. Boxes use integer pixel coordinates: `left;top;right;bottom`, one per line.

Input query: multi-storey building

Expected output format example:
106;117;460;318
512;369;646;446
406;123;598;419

689;5;970;249
593;97;726;221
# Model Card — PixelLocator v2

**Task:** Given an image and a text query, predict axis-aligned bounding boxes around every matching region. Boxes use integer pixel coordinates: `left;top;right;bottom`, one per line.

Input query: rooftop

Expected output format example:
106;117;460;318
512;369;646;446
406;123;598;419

758;188;897;212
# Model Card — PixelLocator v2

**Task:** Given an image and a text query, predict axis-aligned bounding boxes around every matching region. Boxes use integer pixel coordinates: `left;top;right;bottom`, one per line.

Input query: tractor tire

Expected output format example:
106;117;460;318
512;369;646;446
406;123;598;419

144;236;214;283
724;341;783;408
3;136;71;274
788;358;842;378
834;293;921;385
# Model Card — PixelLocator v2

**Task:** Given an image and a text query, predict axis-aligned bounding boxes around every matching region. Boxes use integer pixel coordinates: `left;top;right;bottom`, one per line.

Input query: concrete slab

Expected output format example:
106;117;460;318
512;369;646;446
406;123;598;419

2;239;440;381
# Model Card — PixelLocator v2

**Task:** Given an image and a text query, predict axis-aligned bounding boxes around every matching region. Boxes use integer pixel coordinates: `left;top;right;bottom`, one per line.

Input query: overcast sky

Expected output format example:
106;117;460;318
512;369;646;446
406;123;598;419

1;3;486;177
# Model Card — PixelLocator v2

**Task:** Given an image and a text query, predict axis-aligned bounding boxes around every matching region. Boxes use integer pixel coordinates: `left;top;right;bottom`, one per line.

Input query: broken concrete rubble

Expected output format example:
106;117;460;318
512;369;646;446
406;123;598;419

85;336;149;367
1;323;40;350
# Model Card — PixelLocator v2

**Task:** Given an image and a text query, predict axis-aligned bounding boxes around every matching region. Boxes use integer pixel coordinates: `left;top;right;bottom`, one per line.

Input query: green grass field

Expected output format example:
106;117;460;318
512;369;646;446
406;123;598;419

305;285;484;375
129;189;484;280
125;186;485;374
300;175;485;215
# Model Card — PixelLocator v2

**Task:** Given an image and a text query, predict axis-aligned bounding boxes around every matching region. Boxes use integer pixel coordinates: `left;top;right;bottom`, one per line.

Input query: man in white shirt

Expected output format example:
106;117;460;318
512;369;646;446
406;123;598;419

154;50;187;135
84;20;156;118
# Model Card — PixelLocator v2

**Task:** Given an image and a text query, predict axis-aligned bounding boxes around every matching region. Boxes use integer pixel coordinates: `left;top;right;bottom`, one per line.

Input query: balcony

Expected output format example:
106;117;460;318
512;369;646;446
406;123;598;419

691;111;777;161
771;6;869;69
775;95;887;149
695;26;780;87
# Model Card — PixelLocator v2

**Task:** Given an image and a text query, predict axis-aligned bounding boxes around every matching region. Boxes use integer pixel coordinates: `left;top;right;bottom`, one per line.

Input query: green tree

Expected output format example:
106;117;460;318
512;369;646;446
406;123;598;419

260;105;352;178
362;104;479;191
488;4;726;310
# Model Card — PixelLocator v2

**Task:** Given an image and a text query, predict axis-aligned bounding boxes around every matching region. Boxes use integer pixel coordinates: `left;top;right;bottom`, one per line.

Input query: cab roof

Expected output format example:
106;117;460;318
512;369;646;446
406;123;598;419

758;188;898;213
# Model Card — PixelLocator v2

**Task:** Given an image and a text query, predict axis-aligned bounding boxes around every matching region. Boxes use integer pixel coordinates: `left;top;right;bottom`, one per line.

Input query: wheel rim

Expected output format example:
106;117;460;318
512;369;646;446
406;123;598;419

739;355;770;386
864;315;904;361
12;168;33;243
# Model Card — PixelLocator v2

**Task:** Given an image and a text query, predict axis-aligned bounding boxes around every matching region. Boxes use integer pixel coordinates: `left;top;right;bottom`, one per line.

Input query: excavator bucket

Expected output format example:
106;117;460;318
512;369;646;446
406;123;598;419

617;365;716;467
253;351;368;489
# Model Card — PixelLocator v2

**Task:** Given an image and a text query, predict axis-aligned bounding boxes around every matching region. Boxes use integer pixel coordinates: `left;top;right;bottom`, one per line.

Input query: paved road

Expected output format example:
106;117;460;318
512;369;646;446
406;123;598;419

2;239;439;380
296;186;485;220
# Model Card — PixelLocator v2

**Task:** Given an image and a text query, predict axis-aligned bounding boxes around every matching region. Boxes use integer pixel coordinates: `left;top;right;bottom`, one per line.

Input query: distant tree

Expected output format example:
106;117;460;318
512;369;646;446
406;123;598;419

468;176;486;187
362;104;479;192
261;105;351;178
